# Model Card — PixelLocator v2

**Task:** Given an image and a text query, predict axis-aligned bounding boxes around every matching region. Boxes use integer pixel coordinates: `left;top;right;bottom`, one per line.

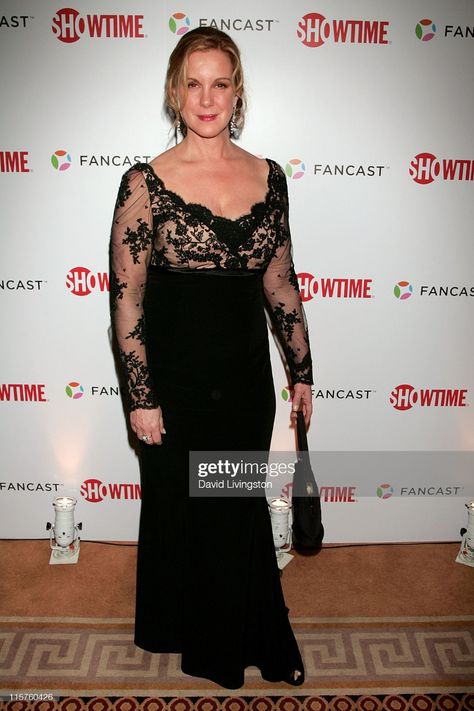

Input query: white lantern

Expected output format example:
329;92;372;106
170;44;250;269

47;496;82;565
269;497;293;570
455;500;474;568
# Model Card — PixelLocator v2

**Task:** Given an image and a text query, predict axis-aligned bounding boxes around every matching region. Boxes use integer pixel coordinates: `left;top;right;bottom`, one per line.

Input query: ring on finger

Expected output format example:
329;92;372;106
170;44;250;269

141;434;151;443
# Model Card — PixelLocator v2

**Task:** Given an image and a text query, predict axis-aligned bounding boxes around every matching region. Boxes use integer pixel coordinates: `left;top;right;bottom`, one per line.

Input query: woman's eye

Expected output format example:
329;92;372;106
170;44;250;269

187;81;198;88
216;83;229;89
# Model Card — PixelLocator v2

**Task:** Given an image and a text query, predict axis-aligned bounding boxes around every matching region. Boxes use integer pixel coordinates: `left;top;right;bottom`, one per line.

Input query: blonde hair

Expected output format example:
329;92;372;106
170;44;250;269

165;27;246;137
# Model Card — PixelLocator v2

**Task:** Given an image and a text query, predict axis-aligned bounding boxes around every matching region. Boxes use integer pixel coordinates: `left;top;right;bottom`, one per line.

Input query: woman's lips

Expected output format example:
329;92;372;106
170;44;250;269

197;114;218;121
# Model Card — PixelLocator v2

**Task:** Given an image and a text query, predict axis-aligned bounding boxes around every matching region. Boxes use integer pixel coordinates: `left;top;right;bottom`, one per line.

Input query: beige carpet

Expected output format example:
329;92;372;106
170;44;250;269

0;540;473;697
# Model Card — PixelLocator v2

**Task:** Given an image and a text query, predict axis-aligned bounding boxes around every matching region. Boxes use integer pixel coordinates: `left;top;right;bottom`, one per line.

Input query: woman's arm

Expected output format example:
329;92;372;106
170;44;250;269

110;167;165;444
263;167;313;425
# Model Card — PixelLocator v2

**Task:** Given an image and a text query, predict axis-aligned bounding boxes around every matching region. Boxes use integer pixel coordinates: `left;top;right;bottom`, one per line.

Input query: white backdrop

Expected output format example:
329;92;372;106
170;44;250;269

1;0;473;542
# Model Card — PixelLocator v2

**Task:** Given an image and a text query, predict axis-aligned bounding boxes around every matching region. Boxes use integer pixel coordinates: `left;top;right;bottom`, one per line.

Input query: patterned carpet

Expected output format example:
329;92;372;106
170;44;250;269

0;615;473;700
1;694;474;710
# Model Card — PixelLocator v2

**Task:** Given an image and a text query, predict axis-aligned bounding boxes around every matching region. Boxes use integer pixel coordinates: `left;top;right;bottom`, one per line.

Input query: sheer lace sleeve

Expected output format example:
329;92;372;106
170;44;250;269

109;167;158;411
263;167;314;385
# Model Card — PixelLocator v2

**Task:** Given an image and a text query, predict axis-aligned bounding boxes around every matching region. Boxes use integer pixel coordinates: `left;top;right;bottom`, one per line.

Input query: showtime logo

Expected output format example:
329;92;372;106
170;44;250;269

52;8;145;43
0;384;47;402
66;267;109;296
297;12;389;48
409;152;474;184
297;273;373;301
80;478;141;502
390;384;468;411
283;483;356;502
320;486;357;503
0;151;29;173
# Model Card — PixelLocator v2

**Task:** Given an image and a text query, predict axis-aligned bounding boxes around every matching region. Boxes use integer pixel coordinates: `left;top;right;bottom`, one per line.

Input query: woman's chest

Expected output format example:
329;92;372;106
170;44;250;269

149;200;280;270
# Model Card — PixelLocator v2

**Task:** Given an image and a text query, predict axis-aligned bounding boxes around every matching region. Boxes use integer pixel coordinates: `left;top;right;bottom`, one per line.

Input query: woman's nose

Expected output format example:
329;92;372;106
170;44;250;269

200;88;212;106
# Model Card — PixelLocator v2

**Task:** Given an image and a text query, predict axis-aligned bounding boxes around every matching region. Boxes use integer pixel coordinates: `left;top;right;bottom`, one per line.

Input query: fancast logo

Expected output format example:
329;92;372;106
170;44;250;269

420;284;474;297
297;273;373;301
393;281;474;298
314;389;374;400
416;19;473;41
281;386;294;403
297;12;389;48
65;382;121;398
314;163;387;177
390;384;468;411
377;483;394;499
81;478;141;503
198;18;277;32
52;7;145;43
50;152;151;169
416;19;436;41
377;483;464;498
0;481;61;493
51;150;72;171
393;281;413;300
0;15;33;29
409;152;474;184
65;382;84;399
0;278;45;291
285;159;305;180
169;12;190;35
66;267;109;296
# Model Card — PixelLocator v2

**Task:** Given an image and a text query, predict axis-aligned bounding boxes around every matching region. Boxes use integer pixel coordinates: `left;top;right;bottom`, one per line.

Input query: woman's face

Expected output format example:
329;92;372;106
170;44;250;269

179;48;237;139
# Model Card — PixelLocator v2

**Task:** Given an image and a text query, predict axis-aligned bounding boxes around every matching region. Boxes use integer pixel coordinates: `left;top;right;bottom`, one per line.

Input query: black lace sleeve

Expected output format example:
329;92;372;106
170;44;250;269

263;165;314;385
109;167;158;411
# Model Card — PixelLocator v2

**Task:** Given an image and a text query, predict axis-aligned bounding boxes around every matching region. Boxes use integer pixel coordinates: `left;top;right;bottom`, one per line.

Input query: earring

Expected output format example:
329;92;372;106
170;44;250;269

229;107;237;137
176;117;182;134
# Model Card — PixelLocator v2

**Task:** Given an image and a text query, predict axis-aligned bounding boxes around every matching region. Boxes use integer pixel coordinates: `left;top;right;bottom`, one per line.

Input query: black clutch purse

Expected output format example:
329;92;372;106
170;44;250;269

291;410;324;553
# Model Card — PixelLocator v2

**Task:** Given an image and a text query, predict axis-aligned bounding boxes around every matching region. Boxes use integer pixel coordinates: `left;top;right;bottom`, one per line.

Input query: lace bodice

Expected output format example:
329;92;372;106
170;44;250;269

110;158;313;411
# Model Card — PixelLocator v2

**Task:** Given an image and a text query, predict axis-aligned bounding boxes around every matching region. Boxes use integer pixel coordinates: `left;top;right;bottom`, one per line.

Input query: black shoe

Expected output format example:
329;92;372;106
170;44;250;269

284;667;305;686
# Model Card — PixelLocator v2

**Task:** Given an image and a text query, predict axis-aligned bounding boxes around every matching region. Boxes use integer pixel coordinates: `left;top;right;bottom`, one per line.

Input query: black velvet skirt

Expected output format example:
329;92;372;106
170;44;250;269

135;267;303;688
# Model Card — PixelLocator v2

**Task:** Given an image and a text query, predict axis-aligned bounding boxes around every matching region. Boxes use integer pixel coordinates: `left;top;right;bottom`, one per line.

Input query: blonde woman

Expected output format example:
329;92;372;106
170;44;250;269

110;27;313;688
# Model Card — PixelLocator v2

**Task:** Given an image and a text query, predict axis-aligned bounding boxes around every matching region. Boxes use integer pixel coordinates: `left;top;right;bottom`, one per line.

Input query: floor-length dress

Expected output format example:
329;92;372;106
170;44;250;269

110;158;313;688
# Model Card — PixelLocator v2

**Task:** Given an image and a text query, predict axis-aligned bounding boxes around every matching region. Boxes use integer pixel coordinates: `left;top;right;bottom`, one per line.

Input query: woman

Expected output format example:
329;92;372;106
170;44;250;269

110;27;313;688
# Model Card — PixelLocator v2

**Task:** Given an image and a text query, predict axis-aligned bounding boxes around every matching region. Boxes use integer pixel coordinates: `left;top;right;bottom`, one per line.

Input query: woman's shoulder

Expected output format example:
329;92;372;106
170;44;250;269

121;147;174;181
263;157;288;198
120;149;178;195
264;156;286;177
231;147;286;185
148;146;179;174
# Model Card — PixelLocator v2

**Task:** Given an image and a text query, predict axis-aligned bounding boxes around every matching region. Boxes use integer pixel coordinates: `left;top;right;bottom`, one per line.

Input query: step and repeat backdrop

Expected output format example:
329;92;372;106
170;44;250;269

1;0;473;542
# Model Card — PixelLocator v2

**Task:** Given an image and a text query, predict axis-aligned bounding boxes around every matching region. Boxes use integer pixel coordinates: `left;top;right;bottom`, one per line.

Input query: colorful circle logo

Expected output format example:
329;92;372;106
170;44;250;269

169;12;190;35
394;281;413;300
377;484;394;500
281;386;294;403
65;381;84;399
415;19;436;42
51;150;72;171
285;159;305;180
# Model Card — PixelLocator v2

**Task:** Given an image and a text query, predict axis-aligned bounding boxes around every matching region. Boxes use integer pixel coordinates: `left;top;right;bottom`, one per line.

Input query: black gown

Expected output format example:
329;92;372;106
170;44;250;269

110;158;313;688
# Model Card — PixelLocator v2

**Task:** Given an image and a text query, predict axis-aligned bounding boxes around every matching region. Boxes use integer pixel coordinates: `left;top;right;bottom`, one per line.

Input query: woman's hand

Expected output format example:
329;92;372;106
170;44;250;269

130;406;166;445
290;383;313;427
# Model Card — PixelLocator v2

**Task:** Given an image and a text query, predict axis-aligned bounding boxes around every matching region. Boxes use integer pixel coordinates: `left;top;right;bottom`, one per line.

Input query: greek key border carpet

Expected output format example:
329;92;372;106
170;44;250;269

0;616;473;699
